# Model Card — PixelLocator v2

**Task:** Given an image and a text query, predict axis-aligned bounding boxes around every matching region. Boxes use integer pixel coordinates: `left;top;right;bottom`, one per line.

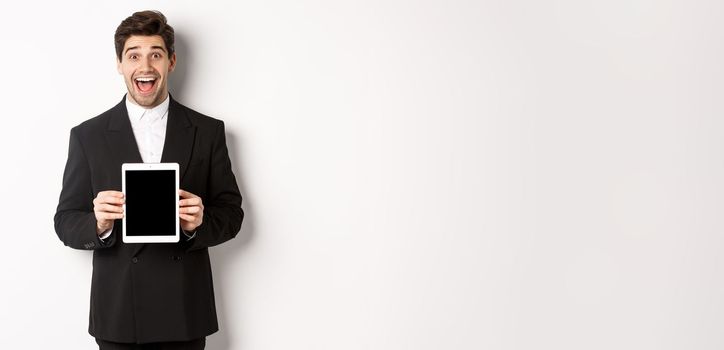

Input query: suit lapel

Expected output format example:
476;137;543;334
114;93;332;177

105;97;143;165
161;97;196;182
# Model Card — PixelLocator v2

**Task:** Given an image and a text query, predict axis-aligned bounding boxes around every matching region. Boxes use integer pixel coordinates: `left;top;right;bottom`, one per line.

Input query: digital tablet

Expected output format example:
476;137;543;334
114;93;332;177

122;163;180;243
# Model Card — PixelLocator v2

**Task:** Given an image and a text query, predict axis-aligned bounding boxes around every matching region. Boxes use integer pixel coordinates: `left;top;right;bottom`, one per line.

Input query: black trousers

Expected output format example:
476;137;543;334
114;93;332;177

96;338;205;350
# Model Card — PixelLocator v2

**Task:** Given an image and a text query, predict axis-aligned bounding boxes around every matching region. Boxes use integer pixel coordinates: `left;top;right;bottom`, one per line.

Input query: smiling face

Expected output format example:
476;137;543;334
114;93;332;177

117;35;176;107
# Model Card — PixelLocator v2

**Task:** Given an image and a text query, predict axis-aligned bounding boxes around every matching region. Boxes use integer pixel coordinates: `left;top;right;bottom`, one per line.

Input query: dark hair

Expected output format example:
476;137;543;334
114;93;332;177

115;10;175;61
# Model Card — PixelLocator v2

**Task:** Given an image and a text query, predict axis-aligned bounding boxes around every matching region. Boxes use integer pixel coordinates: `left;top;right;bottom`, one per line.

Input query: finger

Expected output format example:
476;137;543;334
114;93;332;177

179;198;202;207
96;203;124;213
97;212;124;220
179;213;197;222
98;190;124;198
96;195;125;205
179;206;201;214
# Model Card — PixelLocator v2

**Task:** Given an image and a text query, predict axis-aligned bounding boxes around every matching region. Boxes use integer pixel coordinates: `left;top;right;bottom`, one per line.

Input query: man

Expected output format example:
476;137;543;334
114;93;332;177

54;10;243;350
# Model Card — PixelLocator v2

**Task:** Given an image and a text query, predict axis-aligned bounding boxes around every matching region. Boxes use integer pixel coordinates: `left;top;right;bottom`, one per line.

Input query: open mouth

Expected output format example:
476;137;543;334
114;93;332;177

134;77;157;94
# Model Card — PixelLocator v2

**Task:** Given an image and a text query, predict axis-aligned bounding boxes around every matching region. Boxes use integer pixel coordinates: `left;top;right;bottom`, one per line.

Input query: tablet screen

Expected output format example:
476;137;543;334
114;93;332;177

125;169;177;236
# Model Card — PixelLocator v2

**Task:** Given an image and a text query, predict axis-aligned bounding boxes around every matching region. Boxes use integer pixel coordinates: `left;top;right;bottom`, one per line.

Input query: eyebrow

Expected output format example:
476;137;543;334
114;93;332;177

124;45;168;55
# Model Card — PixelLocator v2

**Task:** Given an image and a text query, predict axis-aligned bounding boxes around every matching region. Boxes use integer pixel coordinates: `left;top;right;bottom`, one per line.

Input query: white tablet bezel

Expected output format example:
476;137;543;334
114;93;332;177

122;163;180;243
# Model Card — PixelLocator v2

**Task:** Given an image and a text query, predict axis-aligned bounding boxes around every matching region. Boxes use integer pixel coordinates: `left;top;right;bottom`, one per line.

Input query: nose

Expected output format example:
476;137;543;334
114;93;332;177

139;56;153;72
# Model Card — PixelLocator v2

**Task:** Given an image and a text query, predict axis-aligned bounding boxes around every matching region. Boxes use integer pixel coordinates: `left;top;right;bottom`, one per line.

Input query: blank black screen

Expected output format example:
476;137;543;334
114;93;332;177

125;170;176;236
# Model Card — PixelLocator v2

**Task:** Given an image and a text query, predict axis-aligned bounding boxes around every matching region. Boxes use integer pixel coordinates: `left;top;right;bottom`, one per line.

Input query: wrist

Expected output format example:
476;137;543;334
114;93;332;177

96;221;110;235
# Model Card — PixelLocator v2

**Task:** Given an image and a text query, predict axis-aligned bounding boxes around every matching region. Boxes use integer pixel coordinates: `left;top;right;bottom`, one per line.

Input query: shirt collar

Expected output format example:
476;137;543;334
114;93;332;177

125;94;170;123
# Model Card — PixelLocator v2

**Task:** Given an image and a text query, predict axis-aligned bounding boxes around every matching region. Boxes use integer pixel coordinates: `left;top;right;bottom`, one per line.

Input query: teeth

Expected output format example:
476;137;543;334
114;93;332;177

135;77;156;82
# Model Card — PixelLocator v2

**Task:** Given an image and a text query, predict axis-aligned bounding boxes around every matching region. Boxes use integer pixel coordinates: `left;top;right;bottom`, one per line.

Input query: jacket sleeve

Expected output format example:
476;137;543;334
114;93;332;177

187;121;244;251
54;128;117;250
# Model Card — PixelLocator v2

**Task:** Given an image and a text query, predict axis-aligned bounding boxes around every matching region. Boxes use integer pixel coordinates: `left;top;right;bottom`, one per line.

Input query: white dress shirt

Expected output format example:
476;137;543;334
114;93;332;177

126;95;169;163
99;95;194;240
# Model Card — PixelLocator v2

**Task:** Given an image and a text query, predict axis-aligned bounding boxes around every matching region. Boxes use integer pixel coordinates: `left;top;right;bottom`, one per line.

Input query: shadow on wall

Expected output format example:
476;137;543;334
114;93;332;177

169;31;191;102
208;131;255;350
171;31;256;350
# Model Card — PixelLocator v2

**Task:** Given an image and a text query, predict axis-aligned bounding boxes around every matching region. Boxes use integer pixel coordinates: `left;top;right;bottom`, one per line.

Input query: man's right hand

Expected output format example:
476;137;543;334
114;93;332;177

93;191;124;235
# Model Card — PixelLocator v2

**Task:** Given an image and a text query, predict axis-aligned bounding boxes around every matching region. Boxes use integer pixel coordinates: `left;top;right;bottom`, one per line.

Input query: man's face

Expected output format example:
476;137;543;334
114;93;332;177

117;35;176;108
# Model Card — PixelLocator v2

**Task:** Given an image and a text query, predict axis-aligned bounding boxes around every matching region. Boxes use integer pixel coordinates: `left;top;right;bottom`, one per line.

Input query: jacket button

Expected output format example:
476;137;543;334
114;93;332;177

132;257;139;263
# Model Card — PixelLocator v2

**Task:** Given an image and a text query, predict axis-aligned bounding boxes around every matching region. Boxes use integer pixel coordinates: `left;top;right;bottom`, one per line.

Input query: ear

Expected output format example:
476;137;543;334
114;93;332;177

116;56;123;74
168;52;177;73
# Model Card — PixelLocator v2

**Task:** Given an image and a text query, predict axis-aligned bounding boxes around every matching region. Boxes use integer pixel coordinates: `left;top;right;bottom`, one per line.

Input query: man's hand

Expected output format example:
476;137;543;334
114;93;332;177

179;189;204;232
93;191;124;235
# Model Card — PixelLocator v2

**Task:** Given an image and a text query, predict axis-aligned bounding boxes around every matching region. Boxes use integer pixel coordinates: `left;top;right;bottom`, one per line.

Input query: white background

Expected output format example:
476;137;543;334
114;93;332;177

0;1;723;349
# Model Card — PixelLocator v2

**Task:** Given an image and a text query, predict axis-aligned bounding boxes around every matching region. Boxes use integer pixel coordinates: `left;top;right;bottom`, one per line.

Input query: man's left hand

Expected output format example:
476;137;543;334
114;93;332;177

179;189;204;232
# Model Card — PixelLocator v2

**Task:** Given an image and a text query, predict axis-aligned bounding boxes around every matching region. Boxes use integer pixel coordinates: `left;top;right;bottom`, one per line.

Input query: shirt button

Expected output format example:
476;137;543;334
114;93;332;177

132;257;139;263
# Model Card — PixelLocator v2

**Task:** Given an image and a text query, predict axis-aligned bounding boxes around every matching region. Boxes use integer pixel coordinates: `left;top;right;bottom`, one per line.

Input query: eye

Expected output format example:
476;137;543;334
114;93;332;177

128;54;138;60
152;53;162;59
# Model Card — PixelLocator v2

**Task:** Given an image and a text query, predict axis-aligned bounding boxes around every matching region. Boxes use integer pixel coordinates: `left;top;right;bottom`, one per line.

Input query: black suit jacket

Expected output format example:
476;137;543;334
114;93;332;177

54;96;243;343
